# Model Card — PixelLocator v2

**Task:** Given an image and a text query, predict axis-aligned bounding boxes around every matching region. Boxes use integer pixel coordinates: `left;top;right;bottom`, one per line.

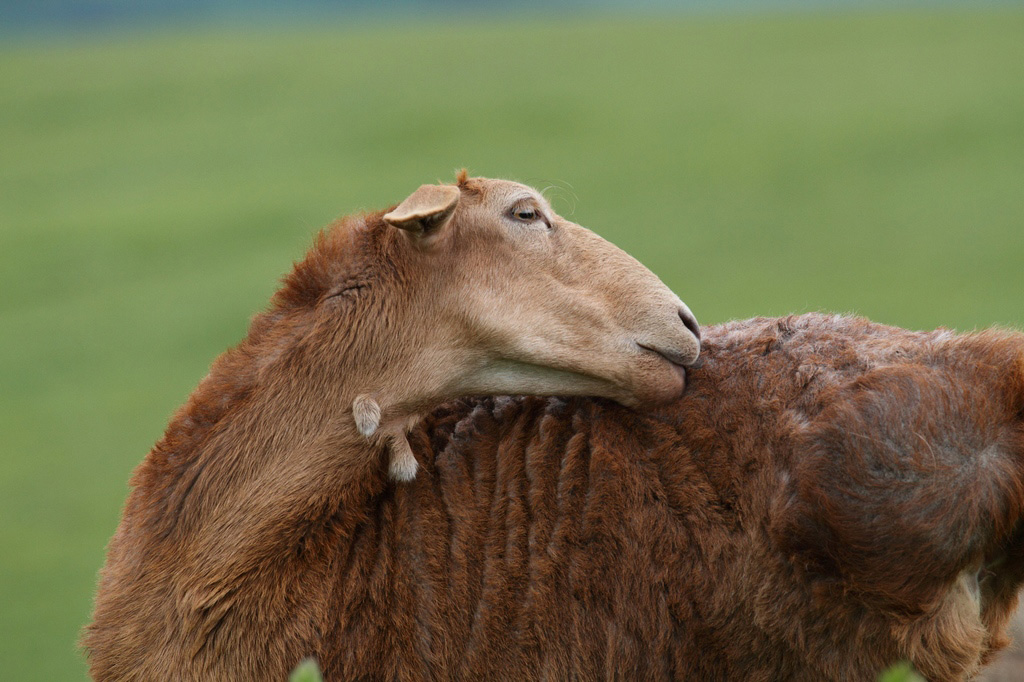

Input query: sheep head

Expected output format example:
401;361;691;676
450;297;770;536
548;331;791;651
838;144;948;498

382;173;699;407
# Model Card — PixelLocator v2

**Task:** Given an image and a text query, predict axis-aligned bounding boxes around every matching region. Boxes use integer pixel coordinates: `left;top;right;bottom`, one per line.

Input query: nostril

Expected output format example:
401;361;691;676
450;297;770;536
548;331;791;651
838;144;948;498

679;308;701;343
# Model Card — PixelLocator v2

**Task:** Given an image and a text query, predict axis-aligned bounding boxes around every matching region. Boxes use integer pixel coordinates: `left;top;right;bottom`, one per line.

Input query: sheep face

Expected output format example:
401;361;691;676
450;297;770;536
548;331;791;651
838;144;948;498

381;174;701;411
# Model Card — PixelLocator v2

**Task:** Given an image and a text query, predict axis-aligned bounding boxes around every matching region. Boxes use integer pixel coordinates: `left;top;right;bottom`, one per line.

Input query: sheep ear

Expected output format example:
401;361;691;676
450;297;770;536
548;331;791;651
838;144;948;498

383;184;459;237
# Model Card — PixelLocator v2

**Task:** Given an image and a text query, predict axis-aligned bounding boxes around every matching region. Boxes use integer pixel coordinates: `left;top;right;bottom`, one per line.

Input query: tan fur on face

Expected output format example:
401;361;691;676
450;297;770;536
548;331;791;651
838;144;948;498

425;175;701;408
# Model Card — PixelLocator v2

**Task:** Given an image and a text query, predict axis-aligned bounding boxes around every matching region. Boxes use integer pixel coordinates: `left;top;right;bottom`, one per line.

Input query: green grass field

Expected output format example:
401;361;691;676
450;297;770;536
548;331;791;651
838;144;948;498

2;8;1022;679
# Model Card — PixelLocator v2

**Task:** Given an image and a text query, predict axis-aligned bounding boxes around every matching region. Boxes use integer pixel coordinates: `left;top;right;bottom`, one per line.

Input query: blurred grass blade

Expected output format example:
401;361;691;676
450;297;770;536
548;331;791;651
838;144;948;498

289;658;324;682
878;661;926;682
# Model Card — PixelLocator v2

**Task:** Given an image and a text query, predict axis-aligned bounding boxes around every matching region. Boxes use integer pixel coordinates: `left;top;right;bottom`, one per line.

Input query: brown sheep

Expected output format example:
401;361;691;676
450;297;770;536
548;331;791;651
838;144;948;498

85;179;1024;681
83;173;701;680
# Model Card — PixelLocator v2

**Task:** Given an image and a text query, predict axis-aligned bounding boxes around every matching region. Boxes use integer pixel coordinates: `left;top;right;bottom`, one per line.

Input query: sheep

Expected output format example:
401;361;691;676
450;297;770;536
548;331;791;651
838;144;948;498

82;172;701;680
86;177;1024;681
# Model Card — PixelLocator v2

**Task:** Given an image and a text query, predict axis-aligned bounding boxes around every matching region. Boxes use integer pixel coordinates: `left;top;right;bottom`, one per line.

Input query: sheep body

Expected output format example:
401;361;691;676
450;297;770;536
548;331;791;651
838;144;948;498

93;313;1024;680
379;313;1024;681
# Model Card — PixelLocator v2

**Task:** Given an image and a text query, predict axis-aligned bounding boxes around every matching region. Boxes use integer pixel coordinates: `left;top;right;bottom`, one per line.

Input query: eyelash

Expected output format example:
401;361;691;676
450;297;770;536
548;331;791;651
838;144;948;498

509;206;550;228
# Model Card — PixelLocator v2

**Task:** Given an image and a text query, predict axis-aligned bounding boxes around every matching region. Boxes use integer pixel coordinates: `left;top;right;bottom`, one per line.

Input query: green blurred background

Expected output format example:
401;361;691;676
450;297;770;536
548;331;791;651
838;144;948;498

1;2;1022;678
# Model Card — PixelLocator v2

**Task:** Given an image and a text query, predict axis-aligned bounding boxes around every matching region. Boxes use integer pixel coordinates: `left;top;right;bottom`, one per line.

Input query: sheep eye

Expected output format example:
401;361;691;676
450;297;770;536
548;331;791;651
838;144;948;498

511;207;538;222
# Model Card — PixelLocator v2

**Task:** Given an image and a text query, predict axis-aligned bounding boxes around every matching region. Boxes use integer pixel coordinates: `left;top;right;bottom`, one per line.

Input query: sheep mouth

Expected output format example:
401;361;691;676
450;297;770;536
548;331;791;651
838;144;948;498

637;343;695;369
627;342;691;405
